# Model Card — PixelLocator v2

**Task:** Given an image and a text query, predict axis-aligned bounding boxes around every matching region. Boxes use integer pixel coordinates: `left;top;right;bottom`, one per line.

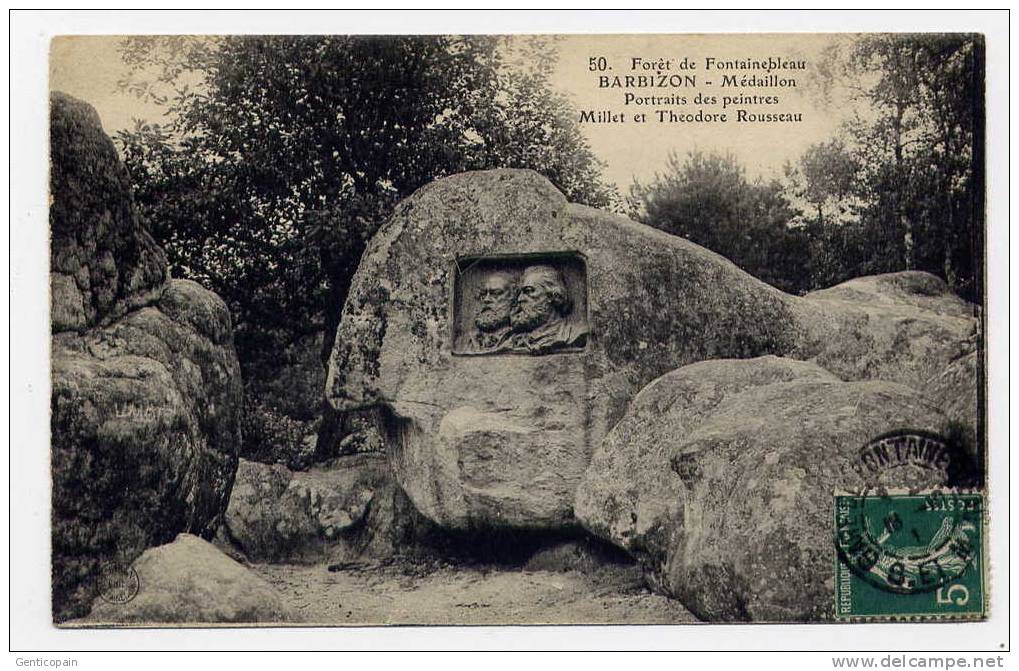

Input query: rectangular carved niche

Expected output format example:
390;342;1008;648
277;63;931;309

451;252;589;356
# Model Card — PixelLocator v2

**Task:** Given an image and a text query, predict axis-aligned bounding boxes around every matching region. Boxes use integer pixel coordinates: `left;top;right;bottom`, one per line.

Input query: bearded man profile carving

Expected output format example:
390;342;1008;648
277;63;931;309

510;264;589;353
469;270;516;352
467;263;589;355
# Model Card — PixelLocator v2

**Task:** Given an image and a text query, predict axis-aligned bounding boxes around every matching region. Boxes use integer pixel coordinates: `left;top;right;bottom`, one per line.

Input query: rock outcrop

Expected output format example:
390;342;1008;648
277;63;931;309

326;170;805;530
50;93;242;622
926;350;982;434
575;356;975;621
575;356;839;560
49;91;168;333
223;455;439;563
78;534;291;624
801;272;979;394
325;169;979;533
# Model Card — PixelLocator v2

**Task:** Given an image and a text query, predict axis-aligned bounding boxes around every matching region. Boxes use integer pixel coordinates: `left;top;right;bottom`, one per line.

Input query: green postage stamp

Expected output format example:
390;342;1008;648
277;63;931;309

834;491;985;620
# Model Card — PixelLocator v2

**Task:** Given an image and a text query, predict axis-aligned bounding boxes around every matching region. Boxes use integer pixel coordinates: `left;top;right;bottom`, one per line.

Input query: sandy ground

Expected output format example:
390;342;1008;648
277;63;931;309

254;561;698;626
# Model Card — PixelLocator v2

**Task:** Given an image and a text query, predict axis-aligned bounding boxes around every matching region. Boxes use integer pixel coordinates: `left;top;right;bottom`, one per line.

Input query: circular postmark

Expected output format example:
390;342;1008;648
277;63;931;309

850;429;978;489
95;562;140;604
835;430;982;595
835;487;981;594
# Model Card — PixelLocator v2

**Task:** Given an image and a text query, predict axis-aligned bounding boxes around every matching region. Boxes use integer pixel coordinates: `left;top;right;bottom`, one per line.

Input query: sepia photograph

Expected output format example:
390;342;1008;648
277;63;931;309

8;8;1010;659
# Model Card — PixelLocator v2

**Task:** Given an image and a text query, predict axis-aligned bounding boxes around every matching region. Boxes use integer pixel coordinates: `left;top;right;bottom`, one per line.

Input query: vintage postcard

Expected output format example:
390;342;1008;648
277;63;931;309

20;15;1003;650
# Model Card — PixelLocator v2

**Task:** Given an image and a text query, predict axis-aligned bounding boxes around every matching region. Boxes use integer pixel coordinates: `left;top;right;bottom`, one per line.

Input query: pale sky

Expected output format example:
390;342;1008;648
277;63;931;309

50;34;855;194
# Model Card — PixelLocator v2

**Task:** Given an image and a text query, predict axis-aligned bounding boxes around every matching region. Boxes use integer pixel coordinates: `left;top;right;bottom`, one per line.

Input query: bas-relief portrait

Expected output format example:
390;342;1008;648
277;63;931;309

453;254;590;355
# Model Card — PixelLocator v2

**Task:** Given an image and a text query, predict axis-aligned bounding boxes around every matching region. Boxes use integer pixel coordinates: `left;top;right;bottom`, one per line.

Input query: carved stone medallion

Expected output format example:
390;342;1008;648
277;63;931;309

452;252;589;355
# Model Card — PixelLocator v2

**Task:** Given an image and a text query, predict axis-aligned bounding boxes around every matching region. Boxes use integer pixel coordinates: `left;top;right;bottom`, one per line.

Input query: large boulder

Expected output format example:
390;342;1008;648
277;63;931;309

927;351;980;429
78;534;291;624
223;455;439;563
51;282;243;622
49;91;168;333
575;356;838;557
802;272;979;393
925;349;983;472
326;170;803;530
575;356;974;622
325;169;978;531
49;93;242;622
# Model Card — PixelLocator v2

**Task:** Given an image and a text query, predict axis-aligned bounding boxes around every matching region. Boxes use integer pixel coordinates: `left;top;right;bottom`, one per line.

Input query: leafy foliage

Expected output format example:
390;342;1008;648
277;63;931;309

630;151;811;295
633;34;984;302
792;34;984;300
115;36;616;380
239;396;316;471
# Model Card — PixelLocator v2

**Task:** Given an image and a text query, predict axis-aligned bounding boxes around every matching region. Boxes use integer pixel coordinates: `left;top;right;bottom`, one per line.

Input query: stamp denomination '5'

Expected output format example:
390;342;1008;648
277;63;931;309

834;491;984;620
